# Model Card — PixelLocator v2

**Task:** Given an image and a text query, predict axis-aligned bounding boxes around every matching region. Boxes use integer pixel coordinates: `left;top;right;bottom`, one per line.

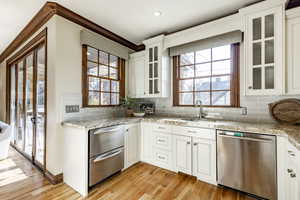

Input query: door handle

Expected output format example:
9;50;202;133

218;134;273;143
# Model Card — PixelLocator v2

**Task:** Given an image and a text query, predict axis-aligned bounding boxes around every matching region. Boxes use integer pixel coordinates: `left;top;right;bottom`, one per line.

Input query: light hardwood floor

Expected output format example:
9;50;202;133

0;148;255;200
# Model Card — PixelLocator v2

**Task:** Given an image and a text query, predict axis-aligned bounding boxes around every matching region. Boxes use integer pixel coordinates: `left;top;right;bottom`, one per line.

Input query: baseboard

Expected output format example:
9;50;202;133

45;171;63;184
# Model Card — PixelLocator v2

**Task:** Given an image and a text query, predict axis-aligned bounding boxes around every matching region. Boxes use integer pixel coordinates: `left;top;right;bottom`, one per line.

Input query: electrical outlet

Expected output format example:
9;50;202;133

65;105;80;113
241;107;248;115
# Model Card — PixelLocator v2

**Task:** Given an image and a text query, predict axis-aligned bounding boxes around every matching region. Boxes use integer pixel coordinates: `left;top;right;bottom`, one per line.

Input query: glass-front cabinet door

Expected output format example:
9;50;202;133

147;46;160;95
245;6;284;95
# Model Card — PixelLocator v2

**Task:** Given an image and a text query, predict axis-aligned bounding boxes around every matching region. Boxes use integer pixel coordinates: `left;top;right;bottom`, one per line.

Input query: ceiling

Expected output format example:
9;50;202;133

0;0;263;54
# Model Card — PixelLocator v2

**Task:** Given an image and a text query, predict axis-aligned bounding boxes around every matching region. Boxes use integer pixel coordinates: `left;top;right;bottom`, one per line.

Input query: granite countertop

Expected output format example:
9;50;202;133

62;116;300;151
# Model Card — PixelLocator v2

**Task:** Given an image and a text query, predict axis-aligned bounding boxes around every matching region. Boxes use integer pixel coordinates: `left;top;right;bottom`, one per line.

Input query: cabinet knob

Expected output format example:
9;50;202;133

290;173;297;178
187;141;191;145
287;169;293;173
248;86;253;89
194;143;198;146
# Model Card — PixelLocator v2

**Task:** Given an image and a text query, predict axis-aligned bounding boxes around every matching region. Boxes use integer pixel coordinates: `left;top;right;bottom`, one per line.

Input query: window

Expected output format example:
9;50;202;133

173;44;240;107
82;45;125;107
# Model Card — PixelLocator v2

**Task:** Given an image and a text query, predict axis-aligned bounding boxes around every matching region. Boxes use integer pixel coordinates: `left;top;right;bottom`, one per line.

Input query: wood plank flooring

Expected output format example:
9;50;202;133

0;147;255;200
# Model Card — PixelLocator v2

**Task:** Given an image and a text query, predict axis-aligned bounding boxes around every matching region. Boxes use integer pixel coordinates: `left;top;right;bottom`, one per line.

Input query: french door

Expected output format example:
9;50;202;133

9;42;46;170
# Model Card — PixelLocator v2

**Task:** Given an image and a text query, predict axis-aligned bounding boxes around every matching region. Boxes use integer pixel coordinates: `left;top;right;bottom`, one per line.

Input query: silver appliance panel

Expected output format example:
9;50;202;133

89;126;124;157
89;147;124;187
217;131;277;200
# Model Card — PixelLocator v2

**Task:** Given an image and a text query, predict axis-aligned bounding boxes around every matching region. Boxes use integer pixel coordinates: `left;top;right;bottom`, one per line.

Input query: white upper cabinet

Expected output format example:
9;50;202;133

240;1;285;96
143;35;170;98
128;51;146;98
286;7;300;95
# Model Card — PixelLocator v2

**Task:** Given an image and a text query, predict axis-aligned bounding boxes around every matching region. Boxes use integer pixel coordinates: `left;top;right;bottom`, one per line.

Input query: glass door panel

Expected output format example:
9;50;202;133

35;45;46;165
10;65;16;143
24;53;34;157
16;61;25;150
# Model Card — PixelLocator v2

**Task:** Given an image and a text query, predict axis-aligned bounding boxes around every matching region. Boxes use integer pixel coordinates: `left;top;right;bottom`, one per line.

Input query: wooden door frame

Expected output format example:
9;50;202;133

6;28;48;173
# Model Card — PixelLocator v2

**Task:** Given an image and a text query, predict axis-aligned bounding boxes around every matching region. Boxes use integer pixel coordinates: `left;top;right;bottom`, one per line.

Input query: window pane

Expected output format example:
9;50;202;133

101;92;110;105
212;76;230;90
109;55;118;67
212;60;231;75
154;47;158;61
89;77;100;91
212;45;230;61
88;92;99;105
110;67;118;80
265;14;274;38
196;49;211;63
195;92;210;105
265;40;274;64
111;93;119;105
180;52;194;65
149;48;153;62
87;47;98;62
195;78;210;91
154;79;159;93
195;63;211;77
180;79;193;92
87;62;98;76
154;63;158;78
265;66;274;89
212;91;230;106
253;67;262;89
99;51;109;65
179;93;193;105
253;17;262;40
111;80;119;92
149;80;153;94
99;65;109;77
149;64;153;78
180;65;194;78
253;42;262;66
101;79;110;92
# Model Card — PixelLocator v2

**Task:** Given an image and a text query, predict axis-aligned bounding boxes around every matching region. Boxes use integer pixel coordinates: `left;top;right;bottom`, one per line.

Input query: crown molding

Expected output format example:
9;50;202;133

0;2;145;63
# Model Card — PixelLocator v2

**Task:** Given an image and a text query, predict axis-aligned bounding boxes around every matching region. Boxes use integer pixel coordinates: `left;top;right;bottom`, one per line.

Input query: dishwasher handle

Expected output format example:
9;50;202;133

93;148;123;163
218;134;274;143
93;126;122;135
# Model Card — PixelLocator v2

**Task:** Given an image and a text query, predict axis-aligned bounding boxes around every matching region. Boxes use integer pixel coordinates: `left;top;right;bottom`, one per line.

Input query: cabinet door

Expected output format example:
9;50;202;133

128;53;145;98
145;46;160;97
127;124;140;166
141;123;153;163
245;6;284;95
173;135;192;175
287;17;300;94
192;138;216;184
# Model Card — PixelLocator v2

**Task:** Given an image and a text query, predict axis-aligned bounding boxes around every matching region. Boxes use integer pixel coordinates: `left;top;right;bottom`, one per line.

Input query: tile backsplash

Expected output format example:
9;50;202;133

143;94;300;123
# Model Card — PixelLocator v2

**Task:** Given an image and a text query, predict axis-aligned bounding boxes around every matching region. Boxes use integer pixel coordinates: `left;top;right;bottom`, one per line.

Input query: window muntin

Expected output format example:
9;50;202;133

174;44;239;107
84;46;122;106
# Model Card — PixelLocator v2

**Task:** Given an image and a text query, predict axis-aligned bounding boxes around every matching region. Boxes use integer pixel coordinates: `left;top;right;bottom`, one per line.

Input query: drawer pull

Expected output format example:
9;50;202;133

188;130;197;133
158;139;165;142
187;141;191;145
158;156;165;160
288;151;295;156
290;173;297;178
194;143;198;146
287;169;293;173
158;126;166;130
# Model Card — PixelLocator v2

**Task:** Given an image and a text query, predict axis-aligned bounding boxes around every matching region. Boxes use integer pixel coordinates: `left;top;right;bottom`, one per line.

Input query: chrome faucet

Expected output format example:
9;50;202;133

195;100;204;119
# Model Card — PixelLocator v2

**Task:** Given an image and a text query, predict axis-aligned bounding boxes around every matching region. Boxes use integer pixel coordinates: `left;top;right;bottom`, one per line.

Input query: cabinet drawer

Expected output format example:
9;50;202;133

153;124;171;133
153;131;172;151
152;148;172;170
172;126;216;140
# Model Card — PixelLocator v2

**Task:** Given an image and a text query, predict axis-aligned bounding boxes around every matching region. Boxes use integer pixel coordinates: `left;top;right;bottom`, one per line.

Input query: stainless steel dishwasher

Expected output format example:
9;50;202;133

217;130;277;200
89;125;124;187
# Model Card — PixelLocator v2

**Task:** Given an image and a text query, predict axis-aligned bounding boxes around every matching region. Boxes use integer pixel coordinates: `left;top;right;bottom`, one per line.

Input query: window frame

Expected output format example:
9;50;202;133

82;45;125;107
173;43;240;107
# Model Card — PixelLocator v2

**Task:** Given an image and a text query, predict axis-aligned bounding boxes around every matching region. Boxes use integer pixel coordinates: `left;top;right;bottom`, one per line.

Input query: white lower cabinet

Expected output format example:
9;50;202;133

192;137;216;185
124;123;140;169
285;142;300;200
173;135;192;175
141;123;153;163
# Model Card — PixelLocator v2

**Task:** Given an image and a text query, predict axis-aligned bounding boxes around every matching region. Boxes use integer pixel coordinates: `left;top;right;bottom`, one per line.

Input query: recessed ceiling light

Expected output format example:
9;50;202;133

154;11;162;17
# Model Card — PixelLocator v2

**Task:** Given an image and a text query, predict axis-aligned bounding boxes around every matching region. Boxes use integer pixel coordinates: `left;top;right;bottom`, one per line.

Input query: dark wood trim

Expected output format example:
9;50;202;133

45;171;64;185
0;2;144;63
231;43;240;107
287;0;300;9
119;58;126;99
173;56;179;106
82;45;88;107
